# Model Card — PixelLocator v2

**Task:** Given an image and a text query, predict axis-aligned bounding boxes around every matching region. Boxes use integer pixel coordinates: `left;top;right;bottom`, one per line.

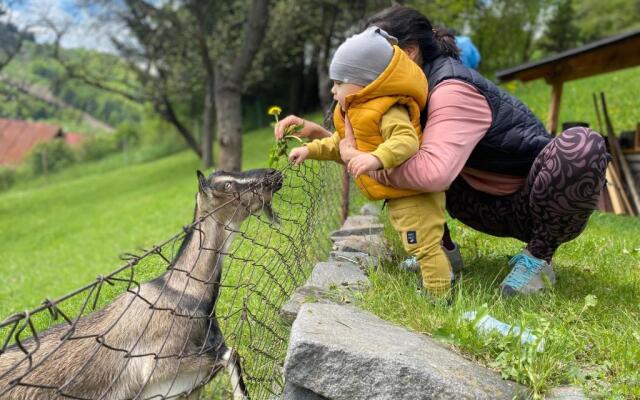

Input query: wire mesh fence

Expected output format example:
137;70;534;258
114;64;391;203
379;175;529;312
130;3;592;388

0;160;344;399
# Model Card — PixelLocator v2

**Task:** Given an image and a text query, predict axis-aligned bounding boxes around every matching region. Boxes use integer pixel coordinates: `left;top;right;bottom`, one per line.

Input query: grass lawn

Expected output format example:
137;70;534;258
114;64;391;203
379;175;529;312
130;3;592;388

505;66;640;133
354;66;640;398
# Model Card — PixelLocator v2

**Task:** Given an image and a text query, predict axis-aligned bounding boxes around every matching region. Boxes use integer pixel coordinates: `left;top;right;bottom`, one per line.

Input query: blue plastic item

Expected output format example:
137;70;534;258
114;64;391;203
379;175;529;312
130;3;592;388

462;311;545;351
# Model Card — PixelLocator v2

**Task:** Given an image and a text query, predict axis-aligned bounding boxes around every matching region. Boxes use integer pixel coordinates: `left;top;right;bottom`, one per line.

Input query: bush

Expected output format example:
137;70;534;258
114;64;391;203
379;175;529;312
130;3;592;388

114;122;141;150
27;139;76;176
0;166;16;191
78;134;119;162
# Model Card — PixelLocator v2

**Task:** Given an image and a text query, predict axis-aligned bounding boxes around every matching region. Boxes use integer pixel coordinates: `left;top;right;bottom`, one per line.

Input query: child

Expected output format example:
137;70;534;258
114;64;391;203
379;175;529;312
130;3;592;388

288;26;453;297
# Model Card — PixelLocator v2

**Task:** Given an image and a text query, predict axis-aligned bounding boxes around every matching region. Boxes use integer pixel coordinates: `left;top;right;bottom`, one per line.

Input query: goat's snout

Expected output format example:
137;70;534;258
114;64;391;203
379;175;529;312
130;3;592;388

265;169;283;191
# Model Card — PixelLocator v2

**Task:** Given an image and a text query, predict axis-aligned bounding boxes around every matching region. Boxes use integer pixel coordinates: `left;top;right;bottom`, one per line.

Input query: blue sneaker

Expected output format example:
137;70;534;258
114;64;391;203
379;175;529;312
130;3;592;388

501;250;554;296
510;249;556;284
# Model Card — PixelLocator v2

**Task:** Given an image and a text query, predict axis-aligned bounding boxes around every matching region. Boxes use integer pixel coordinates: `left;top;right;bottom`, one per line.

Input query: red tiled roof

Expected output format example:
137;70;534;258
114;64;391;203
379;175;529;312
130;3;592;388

0;119;64;165
64;132;85;146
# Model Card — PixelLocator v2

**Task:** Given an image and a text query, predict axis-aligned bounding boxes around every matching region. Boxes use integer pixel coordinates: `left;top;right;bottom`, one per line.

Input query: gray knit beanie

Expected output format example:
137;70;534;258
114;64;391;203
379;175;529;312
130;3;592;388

329;26;398;86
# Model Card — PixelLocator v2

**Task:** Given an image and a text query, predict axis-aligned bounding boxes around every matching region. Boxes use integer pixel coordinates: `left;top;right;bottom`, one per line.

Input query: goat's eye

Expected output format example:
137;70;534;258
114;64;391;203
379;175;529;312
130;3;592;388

224;182;232;191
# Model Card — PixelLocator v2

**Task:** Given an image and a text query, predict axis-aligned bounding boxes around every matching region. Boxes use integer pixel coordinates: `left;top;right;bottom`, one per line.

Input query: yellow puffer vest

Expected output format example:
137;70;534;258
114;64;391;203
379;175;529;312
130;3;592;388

333;45;428;201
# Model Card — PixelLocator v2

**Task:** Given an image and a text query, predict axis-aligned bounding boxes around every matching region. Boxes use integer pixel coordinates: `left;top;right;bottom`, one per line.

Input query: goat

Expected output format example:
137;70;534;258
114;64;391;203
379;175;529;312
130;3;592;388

0;168;283;400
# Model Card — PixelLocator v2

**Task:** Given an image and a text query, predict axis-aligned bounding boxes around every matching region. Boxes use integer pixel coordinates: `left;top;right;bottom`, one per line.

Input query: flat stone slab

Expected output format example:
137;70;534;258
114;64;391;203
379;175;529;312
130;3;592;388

305;262;369;291
545;386;588;399
330;215;384;238
282;383;328;400
329;251;383;268
279;286;335;325
360;203;380;216
332;235;387;256
343;215;380;228
285;303;524;400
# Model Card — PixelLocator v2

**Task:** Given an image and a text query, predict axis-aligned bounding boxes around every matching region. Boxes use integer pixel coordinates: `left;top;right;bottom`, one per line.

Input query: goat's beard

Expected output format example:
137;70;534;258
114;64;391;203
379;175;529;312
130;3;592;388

263;202;280;226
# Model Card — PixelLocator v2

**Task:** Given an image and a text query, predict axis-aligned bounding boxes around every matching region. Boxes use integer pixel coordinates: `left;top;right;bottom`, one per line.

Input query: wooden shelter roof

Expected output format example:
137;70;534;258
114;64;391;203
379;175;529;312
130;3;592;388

495;29;640;134
496;29;640;84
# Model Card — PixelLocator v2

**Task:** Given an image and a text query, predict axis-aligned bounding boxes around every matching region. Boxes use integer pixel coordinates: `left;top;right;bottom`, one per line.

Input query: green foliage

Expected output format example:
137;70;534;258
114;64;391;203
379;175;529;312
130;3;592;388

538;0;581;54
26;139;76;175
268;128;304;167
1;41;143;129
78;134;119;162
0;166;16;191
574;0;640;43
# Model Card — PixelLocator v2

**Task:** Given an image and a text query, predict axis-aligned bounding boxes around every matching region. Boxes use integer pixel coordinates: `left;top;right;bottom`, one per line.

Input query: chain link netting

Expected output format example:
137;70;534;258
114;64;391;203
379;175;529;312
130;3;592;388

0;160;344;399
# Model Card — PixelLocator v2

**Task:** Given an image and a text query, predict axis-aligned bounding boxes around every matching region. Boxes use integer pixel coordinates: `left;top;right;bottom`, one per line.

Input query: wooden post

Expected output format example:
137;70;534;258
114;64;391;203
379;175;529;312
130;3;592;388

341;165;350;224
548;81;563;135
601;92;640;214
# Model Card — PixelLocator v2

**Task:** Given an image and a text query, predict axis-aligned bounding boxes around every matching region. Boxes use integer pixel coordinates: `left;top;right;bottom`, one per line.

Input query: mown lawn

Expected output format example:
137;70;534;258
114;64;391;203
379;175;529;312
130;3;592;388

356;66;640;399
0;123;285;316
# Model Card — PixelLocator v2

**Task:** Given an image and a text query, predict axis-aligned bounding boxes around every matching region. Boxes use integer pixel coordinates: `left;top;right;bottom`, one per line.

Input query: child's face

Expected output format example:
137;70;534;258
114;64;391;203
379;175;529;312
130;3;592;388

331;81;364;111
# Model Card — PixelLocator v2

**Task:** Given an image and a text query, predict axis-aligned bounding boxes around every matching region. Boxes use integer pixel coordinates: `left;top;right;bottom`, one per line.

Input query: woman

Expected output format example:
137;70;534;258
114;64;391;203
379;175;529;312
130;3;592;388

274;5;609;296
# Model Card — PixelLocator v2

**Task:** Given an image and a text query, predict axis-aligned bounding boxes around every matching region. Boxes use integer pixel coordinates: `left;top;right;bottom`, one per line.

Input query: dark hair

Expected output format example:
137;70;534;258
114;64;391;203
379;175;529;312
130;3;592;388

365;5;460;65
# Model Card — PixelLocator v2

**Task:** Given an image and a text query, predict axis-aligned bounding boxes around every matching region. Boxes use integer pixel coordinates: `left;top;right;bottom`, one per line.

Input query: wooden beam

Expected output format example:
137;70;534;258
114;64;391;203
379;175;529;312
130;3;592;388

497;32;640;83
548;81;563;135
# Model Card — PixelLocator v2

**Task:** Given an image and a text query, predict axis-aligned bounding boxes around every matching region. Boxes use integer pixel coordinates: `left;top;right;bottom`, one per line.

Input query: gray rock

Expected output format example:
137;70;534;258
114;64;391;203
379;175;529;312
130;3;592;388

285;303;525;400
329;251;383;268
545;386;589;399
330;225;384;238
279;286;335;325
330;216;384;238
360;203;380;216
343;215;380;228
282;382;328;400
305;262;369;291
332;235;387;256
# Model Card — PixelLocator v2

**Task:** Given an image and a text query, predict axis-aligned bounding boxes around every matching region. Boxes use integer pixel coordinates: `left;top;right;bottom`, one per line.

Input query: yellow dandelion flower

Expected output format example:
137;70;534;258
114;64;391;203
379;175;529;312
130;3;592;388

267;106;282;116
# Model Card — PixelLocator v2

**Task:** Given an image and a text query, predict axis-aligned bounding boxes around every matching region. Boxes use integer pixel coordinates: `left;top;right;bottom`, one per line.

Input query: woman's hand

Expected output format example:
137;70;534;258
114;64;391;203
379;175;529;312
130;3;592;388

274;115;332;140
348;153;382;177
288;146;309;166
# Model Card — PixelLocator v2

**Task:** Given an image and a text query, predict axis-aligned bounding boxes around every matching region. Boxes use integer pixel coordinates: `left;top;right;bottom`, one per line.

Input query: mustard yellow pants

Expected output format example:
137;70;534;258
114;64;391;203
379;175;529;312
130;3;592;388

387;192;452;297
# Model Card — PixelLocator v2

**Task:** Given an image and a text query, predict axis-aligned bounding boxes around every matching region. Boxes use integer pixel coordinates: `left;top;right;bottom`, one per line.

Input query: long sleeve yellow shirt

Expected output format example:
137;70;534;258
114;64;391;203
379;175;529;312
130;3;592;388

305;105;419;169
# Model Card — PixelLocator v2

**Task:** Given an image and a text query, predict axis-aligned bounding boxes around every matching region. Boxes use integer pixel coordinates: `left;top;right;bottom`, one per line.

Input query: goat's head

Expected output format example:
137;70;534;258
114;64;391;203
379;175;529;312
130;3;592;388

195;168;283;225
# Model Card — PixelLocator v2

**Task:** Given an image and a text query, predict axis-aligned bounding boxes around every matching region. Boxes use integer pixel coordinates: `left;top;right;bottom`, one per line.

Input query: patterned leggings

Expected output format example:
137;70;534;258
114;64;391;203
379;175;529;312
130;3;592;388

445;127;609;262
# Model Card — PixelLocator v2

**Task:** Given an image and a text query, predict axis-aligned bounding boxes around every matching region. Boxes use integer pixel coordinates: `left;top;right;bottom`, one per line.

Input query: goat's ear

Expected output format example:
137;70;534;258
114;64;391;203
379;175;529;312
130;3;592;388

196;170;209;193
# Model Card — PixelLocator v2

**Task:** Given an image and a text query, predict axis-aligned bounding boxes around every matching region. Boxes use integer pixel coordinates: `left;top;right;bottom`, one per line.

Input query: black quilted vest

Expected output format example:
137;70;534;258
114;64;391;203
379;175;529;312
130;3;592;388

424;56;552;176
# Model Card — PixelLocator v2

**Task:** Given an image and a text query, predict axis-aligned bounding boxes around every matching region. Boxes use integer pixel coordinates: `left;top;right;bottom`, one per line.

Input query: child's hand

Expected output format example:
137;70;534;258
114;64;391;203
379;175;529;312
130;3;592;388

288;146;309;165
339;140;363;163
348;153;382;177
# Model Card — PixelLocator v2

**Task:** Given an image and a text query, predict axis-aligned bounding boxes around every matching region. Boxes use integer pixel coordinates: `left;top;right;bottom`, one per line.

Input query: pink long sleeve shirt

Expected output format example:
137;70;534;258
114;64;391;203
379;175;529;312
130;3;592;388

370;80;526;196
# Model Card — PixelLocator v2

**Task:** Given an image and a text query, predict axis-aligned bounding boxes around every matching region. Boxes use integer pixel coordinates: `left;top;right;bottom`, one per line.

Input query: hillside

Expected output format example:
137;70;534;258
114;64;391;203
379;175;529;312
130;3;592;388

0;41;143;134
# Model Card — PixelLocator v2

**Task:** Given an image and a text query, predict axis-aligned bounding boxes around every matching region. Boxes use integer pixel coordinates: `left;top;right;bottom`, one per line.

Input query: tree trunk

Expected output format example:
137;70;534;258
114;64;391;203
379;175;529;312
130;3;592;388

202;77;215;168
316;58;333;113
212;0;269;172
214;76;243;172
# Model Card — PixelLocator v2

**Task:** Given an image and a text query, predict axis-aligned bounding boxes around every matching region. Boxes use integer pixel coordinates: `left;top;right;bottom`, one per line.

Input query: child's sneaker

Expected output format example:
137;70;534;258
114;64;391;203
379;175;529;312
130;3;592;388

501;250;555;296
399;242;464;273
443;242;464;274
399;255;420;272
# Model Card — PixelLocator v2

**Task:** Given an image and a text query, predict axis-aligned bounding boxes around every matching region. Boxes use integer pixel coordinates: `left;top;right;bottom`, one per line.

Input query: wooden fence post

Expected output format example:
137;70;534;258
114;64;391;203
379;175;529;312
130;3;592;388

341;165;350;223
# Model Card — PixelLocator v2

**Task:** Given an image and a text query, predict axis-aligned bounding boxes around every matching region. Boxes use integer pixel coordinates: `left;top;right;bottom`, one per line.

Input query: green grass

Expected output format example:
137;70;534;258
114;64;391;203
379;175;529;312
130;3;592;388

505;66;640;133
355;66;640;399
